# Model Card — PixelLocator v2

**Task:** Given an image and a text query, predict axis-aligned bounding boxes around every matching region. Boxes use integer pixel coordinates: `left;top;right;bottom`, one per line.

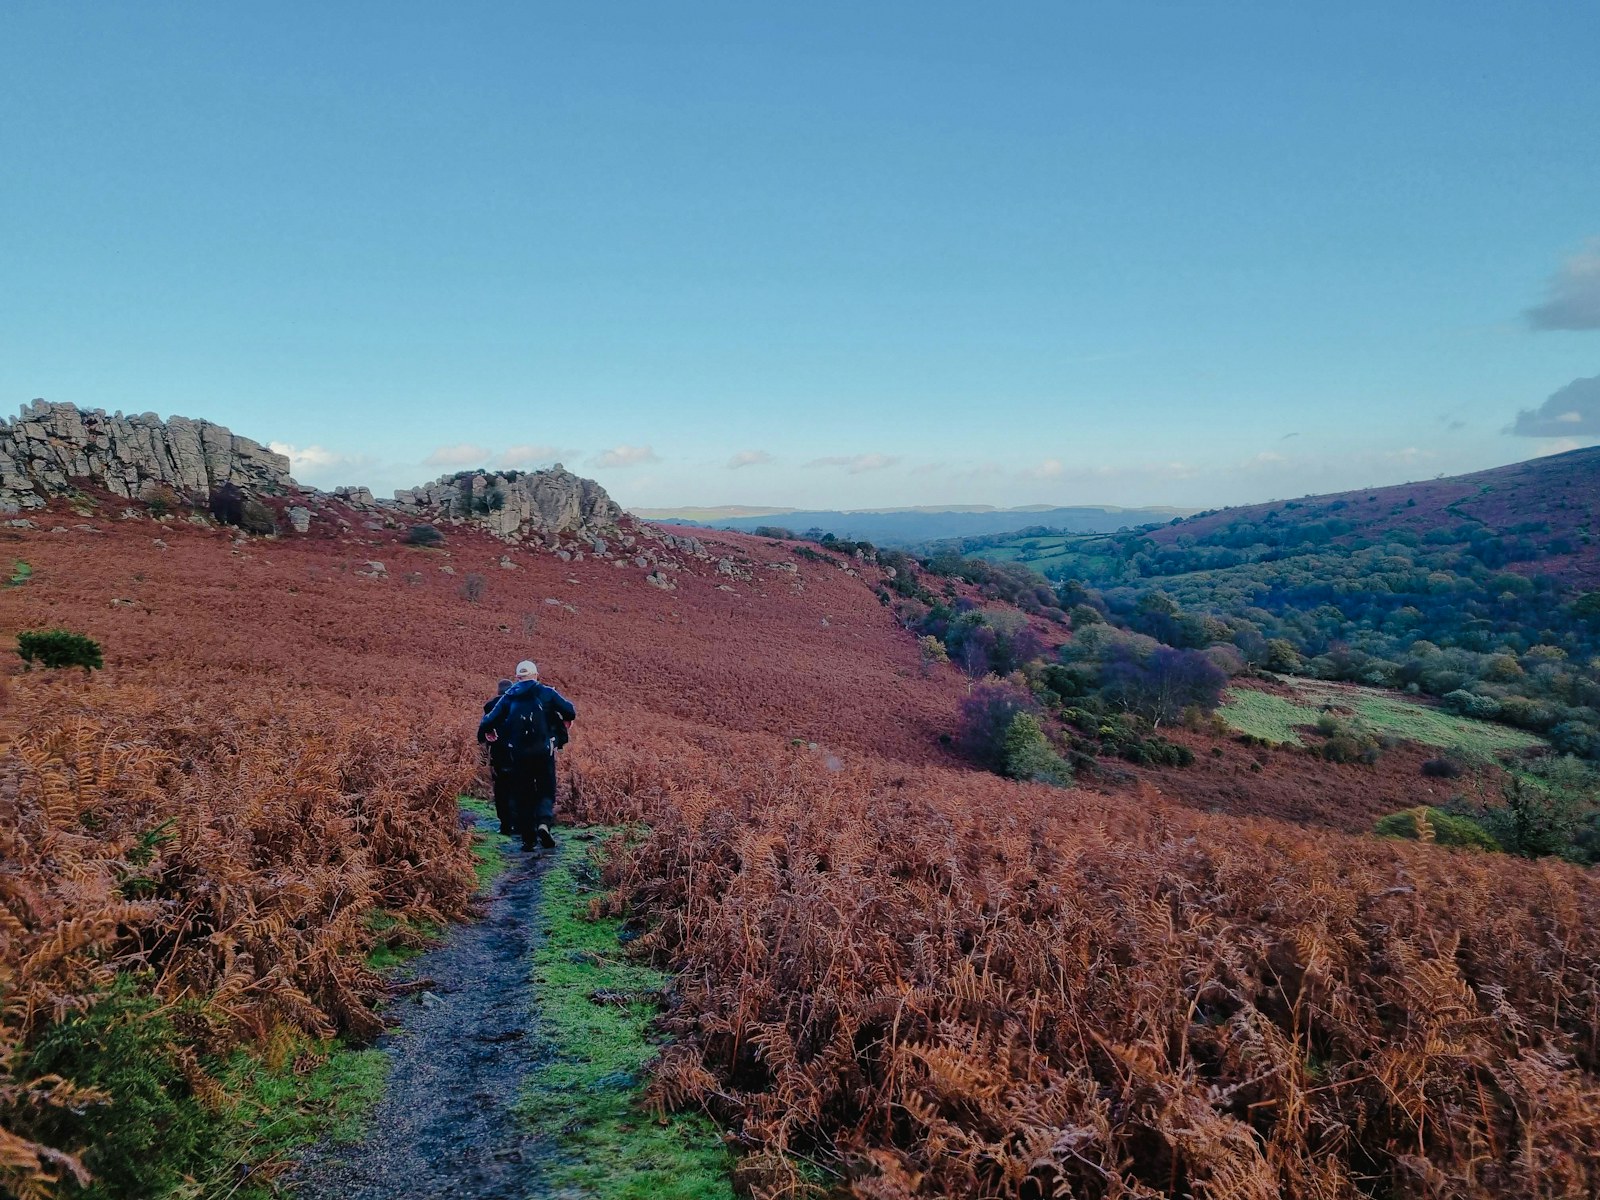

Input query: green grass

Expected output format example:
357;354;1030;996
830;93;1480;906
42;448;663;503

8;559;31;585
1220;688;1324;745
524;829;736;1200
208;1038;391;1197
1222;681;1546;754
459;793;515;888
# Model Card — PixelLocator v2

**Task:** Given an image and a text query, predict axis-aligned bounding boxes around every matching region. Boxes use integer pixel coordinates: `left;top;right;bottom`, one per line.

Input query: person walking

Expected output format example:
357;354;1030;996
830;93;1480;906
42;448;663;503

482;679;515;836
477;660;576;852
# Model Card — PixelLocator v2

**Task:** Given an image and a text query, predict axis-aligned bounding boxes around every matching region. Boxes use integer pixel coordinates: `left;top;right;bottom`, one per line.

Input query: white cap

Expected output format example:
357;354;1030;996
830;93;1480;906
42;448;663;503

514;660;538;680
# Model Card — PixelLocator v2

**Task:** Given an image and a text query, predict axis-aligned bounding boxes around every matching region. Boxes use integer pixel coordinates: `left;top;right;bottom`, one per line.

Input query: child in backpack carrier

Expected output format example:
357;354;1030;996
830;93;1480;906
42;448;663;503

477;660;577;852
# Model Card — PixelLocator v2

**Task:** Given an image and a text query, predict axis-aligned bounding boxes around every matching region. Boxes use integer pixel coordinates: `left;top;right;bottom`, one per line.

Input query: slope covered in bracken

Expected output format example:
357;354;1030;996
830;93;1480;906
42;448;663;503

3;500;1599;1197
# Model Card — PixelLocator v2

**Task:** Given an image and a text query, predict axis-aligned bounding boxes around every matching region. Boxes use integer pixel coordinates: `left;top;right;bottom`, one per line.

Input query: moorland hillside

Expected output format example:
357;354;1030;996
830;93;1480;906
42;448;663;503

3;409;1599;1198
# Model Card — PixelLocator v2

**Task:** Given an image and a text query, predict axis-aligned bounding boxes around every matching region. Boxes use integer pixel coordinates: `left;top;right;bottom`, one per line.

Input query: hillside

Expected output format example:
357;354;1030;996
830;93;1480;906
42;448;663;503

5;409;1600;1198
1154;444;1600;585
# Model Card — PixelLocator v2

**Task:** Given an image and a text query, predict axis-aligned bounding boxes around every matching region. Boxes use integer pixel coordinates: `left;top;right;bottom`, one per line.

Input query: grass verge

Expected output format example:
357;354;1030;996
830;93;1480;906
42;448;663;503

524;828;736;1200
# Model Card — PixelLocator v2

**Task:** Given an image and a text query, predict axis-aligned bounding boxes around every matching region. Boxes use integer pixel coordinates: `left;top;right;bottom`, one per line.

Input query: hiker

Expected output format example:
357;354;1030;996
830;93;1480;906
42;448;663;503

477;660;576;852
483;679;515;835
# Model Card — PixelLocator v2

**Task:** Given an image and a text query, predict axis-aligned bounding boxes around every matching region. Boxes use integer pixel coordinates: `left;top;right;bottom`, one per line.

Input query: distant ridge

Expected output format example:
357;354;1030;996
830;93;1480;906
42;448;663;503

640;503;1194;547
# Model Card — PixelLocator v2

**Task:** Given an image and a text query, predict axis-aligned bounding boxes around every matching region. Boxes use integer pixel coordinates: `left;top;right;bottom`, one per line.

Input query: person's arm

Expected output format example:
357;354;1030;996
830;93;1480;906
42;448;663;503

478;692;512;743
548;689;576;723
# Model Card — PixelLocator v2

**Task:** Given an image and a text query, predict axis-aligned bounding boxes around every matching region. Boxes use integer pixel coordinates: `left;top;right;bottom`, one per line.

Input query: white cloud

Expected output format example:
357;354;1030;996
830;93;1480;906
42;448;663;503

726;449;773;469
589;444;661;469
424;442;491;467
1526;239;1600;331
1022;458;1065;479
269;441;374;485
1382;447;1433;465
805;453;900;474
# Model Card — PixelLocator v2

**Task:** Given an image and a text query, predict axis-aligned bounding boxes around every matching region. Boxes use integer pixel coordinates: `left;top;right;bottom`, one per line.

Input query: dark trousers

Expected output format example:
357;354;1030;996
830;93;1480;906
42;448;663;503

509;753;557;842
491;766;517;833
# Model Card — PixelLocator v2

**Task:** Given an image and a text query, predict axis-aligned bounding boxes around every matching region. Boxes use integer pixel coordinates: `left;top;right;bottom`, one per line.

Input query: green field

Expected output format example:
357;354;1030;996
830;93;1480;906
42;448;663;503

1222;680;1546;754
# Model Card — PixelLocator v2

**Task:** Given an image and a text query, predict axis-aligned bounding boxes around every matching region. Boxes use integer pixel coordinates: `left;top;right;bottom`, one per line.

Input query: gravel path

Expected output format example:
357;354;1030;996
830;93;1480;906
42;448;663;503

286;819;551;1200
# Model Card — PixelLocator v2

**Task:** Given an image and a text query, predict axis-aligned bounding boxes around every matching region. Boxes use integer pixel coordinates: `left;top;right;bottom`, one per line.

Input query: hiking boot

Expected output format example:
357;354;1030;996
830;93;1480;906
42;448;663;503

535;824;556;849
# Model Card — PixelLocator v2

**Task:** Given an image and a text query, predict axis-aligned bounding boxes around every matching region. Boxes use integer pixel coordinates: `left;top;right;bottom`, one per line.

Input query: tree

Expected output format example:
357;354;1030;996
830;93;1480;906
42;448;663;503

1099;646;1227;728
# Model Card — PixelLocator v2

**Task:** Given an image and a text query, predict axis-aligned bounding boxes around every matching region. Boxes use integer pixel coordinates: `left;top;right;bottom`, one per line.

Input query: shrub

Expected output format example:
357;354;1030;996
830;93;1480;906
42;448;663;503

460;573;486;603
13;977;224;1198
1314;714;1381;764
957;679;1039;772
406;524;445;547
208;484;275;535
1374;806;1499;851
1421;756;1465;779
17;628;103;671
1443;689;1500;720
1000;713;1072;785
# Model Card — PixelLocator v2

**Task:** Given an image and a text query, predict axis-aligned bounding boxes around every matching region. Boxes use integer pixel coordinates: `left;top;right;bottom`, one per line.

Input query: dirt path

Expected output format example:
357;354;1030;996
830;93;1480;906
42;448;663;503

286;817;550;1200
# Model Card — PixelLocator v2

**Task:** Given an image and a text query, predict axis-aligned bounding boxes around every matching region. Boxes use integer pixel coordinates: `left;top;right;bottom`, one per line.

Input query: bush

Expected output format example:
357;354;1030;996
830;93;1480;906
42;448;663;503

406;524;445;547
1000;713;1072;785
18;628;103;671
13;978;224;1199
1374;806;1499;851
1442;689;1501;720
209;484;275;535
1314;714;1381;764
957;679;1039;772
1421;756;1464;779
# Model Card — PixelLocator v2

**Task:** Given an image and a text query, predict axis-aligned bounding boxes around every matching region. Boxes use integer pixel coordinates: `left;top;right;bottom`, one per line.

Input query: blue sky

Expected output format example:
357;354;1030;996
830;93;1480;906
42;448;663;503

2;2;1597;510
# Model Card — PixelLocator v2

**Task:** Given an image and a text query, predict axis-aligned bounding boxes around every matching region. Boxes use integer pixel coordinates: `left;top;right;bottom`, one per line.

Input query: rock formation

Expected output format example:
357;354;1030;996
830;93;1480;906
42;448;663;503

0;402;703;570
0;400;294;511
391;468;624;544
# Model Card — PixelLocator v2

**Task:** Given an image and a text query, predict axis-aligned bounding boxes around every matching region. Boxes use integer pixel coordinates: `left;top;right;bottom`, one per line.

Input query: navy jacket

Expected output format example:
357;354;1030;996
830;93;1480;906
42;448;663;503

477;680;576;760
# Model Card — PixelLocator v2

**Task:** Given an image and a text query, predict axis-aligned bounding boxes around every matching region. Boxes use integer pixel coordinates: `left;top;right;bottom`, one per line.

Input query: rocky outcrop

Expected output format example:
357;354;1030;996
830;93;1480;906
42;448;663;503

391;467;624;545
0;400;294;512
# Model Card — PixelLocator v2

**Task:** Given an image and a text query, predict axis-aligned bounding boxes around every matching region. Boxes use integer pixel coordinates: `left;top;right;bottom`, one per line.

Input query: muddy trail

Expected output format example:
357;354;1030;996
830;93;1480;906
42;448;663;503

287;816;550;1200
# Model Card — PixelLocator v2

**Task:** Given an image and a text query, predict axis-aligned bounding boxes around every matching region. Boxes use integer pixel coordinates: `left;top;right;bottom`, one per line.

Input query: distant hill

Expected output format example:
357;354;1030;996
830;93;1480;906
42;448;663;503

954;445;1600;587
647;503;1193;547
1146;444;1600;585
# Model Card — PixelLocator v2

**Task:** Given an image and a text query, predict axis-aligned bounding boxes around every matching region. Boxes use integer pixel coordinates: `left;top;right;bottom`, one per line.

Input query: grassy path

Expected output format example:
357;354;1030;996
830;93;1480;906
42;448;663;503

522;830;734;1199
281;807;734;1199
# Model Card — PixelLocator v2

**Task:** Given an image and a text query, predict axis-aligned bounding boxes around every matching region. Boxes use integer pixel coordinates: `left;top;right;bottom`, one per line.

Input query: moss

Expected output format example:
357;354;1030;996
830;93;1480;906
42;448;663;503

524;830;736;1199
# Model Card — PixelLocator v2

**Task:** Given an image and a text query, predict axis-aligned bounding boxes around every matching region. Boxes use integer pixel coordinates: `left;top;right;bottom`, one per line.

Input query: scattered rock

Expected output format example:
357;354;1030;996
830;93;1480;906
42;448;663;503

439;565;455;575
362;561;388;578
287;506;312;533
499;556;517;570
7;519;33;528
645;571;676;591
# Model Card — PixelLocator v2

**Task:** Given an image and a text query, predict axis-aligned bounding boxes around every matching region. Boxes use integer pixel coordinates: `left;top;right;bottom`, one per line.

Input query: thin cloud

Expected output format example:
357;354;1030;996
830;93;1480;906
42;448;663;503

1526;240;1600;331
589;444;661;469
726;449;773;469
805;453;900;474
1508;375;1600;437
269;441;375;484
424;442;491;468
1021;459;1064;480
